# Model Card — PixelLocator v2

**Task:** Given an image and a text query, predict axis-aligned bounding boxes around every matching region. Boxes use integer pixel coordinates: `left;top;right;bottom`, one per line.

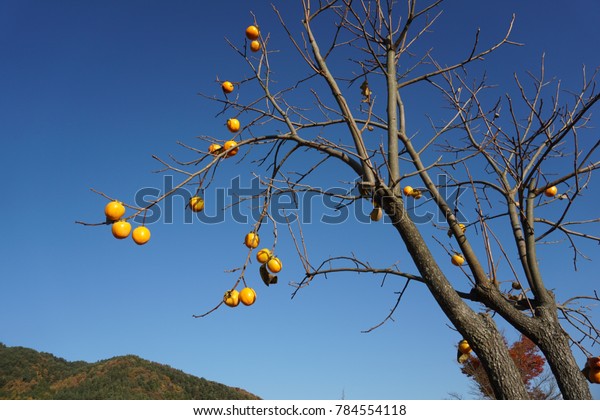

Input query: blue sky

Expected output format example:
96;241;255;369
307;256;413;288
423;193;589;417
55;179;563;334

1;0;599;400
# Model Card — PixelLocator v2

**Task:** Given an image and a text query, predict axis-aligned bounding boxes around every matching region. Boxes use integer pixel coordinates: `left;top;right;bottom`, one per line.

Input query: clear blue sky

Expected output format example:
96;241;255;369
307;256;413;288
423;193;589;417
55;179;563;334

1;0;599;399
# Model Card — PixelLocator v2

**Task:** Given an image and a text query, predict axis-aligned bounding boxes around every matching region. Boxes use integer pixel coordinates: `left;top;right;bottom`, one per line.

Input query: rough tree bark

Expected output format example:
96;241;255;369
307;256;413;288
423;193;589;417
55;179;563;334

381;193;530;399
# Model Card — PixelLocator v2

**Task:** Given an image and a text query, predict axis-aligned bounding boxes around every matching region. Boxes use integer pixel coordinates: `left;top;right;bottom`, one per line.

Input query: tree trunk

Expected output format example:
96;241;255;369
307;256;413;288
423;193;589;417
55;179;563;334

532;306;592;399
383;196;530;399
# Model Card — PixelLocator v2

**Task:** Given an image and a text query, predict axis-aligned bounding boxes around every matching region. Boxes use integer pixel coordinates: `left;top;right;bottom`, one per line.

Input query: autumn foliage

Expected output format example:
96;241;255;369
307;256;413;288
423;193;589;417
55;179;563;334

460;335;550;399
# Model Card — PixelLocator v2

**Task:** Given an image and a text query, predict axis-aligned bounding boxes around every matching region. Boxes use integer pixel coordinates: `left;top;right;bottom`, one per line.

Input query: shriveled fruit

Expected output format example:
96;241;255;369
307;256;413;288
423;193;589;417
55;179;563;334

244;232;260;249
458;339;472;355
189;196;204;212
370;207;382;222
245;25;260;40
132;226;151;245
105;200;125;221
221;81;234;94
544;186;558;197
223;289;240;307
239;287;257;306
451;254;465;266
411;190;422;199
223;140;238;157
112;220;131;239
403;186;414;197
227;118;240;133
208;143;222;155
260;263;277;286
250;40;260;52
256;248;272;264
267;257;282;273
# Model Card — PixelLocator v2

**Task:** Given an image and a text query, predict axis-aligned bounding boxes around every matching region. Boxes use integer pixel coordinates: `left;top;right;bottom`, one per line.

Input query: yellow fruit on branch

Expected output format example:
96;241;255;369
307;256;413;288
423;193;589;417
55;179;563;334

403;186;413;197
256;248;273;264
221;81;234;94
239;287;257;306
250;40;261;52
189;196;204;212
208;143;222;155
244;232;260;249
223;140;238;157
223;289;240;307
544;185;558;197
132;226;151;245
227;118;240;133
111;220;131;239
451;254;465;266
105;200;125;221
458;339;472;355
267;257;282;273
245;25;260;40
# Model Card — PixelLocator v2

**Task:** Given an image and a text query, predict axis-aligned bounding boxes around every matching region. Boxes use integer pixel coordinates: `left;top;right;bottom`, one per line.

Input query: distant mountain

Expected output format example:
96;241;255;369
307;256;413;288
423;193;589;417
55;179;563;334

0;342;260;400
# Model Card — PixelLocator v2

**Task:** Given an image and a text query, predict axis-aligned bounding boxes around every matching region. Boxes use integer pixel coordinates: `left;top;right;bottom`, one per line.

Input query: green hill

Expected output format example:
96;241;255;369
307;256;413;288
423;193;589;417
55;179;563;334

0;342;260;400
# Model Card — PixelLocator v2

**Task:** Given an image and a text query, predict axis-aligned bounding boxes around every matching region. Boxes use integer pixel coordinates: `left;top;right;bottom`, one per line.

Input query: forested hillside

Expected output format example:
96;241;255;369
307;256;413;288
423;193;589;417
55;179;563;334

0;343;259;400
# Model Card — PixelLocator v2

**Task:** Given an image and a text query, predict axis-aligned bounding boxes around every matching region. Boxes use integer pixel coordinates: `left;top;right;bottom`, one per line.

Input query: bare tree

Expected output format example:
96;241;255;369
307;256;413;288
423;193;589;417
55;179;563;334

79;0;600;399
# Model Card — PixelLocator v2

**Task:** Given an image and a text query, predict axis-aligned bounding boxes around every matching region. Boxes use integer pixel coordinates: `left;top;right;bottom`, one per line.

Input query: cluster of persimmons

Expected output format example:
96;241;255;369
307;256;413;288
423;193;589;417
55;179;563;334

101;25;273;308
104;200;150;245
